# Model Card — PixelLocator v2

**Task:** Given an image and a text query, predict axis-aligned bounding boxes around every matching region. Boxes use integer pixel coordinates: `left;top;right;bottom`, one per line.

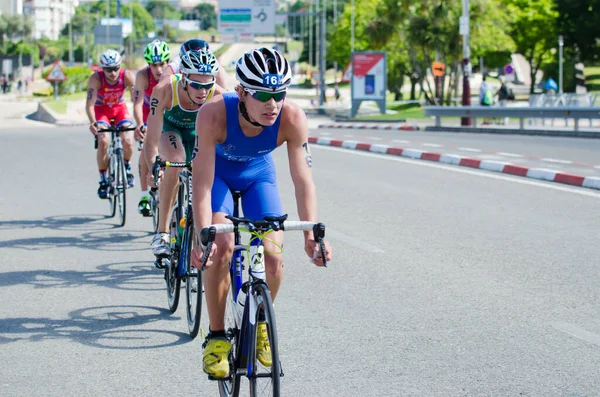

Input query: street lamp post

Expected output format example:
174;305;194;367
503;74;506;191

558;35;564;94
460;0;471;126
351;0;355;53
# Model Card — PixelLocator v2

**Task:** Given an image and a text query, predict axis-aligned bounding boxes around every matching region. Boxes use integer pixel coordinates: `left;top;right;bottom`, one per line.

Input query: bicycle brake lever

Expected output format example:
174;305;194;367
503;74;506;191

201;241;213;272
318;238;327;268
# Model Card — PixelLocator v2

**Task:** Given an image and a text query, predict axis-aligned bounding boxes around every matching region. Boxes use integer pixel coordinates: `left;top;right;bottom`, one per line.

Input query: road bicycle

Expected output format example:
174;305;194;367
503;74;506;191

152;156;202;338
198;192;327;397
95;120;136;227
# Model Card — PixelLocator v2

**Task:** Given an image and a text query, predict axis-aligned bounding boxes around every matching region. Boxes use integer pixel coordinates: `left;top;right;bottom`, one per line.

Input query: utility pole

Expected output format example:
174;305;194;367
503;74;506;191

129;2;134;64
558;35;564;94
68;0;74;65
318;4;326;110
106;0;110;47
333;0;338;81
460;0;471;126
351;0;355;53
308;2;313;67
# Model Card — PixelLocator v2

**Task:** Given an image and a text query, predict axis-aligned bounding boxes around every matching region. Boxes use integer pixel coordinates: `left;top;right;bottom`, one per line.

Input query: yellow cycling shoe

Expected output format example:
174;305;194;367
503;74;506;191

256;322;272;367
203;337;232;378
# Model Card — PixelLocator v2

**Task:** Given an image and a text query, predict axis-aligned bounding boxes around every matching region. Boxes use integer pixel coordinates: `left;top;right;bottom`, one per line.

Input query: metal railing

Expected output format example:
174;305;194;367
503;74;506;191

423;106;600;131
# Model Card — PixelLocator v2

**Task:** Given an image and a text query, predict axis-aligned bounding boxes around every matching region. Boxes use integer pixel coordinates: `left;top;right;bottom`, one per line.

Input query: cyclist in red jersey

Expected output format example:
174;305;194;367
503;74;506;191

133;40;171;216
86;49;136;199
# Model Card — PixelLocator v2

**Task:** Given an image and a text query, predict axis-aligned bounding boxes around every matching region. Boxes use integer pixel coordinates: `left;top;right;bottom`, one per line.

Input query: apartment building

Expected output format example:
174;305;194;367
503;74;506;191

0;0;23;15
23;0;78;40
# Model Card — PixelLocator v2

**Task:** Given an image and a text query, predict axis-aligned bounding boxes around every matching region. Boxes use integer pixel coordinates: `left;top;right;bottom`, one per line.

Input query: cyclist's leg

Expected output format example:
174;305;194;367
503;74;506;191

202;176;235;378
116;107;135;187
94;109;111;171
241;165;285;300
115;105;134;162
94;109;111;198
151;131;185;255
138;124;151;214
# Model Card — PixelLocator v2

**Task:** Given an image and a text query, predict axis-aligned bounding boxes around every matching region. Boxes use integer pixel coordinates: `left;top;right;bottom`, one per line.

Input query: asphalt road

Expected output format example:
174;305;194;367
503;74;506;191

1;120;599;396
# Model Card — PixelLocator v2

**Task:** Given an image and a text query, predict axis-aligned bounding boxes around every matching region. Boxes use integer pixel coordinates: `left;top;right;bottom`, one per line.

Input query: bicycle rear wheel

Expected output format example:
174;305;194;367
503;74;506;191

183;211;202;338
165;204;181;313
249;284;281;397
116;151;127;227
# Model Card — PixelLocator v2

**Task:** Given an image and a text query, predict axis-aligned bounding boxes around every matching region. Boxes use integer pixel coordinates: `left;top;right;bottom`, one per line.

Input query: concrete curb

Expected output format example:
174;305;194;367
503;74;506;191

307;136;600;191
26;102;88;126
318;123;420;131
425;126;600;139
26;102;57;124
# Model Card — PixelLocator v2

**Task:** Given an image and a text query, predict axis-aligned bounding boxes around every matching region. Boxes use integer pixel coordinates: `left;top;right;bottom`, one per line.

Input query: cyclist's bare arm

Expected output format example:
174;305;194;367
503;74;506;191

133;69;148;134
85;73;100;134
282;101;319;239
192;97;227;234
124;70;136;103
143;81;172;168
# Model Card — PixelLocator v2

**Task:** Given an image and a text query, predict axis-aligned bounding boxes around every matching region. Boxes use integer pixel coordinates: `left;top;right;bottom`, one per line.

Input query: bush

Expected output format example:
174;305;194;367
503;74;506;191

33;87;53;97
42;65;92;95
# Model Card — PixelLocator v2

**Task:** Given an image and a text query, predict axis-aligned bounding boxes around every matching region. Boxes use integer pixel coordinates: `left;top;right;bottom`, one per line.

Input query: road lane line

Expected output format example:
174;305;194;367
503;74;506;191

553;322;600;348
326;228;385;253
312;145;600;198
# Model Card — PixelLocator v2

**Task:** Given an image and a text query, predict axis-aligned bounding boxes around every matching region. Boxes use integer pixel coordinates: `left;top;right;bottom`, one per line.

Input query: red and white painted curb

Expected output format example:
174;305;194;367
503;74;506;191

318;123;420;131
308;136;600;190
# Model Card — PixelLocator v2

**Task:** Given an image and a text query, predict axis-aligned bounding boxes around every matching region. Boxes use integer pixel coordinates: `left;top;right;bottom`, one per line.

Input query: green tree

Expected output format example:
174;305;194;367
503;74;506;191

504;0;558;93
145;0;182;20
554;0;600;64
194;3;217;30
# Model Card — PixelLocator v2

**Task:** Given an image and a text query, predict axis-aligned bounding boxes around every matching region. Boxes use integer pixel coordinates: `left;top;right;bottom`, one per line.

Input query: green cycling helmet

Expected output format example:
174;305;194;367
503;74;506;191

144;39;171;64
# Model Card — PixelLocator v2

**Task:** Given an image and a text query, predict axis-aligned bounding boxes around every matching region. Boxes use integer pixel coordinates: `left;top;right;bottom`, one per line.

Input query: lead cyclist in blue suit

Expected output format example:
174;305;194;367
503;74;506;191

191;47;333;378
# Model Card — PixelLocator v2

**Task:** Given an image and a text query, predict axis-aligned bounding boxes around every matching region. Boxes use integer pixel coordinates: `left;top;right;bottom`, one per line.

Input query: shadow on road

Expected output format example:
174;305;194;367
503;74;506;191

0;305;190;349
0;213;153;252
0;261;163;292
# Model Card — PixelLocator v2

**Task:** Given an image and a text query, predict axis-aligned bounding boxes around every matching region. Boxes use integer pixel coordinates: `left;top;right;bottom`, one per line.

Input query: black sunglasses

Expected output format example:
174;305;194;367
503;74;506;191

103;66;120;73
245;89;287;103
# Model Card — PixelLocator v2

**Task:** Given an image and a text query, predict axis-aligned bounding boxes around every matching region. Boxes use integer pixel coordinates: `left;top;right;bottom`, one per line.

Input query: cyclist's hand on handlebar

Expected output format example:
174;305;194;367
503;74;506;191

89;122;99;136
149;162;163;188
305;238;332;267
134;125;146;141
192;243;218;270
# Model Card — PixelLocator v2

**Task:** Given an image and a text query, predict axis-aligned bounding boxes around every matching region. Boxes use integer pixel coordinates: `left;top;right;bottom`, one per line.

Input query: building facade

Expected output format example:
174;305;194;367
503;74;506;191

23;0;78;40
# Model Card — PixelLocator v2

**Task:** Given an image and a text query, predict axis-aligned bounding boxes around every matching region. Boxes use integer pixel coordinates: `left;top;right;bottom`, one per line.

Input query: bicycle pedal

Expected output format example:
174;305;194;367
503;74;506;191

154;259;166;269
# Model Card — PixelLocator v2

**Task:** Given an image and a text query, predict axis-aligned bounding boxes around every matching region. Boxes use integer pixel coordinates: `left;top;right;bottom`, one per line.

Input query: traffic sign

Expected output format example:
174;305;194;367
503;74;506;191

46;61;67;82
432;61;445;77
504;64;514;74
218;0;275;38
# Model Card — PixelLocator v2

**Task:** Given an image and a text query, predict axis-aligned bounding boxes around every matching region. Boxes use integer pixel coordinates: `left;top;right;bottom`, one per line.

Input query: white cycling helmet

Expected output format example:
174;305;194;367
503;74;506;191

180;48;219;76
236;47;291;92
100;49;122;68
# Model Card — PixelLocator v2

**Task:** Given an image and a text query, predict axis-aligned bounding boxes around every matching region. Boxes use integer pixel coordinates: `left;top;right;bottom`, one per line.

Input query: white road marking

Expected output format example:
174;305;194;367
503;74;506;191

458;147;482;152
497;152;524;158
423;143;443;148
553;322;600;348
312;145;600;198
541;158;573;164
392;139;410;144
344;134;354;138
326;228;385;253
367;136;383;141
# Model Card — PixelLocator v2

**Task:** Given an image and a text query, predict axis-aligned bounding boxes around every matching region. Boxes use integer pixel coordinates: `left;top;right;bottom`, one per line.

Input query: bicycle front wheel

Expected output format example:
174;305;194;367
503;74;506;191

108;154;117;218
116;151;127;227
183;211;202;338
249;284;281;397
165;205;181;313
